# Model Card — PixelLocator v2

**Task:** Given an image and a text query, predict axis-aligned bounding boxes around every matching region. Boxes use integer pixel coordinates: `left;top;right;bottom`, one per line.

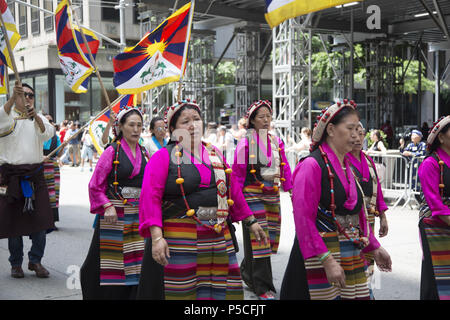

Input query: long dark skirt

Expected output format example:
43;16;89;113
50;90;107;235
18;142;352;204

279;237;310;300
240;225;276;295
136;239;165;300
80;222;138;300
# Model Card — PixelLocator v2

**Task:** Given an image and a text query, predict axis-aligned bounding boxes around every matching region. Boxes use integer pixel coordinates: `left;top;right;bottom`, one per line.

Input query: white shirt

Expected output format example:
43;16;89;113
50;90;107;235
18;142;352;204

0;106;55;165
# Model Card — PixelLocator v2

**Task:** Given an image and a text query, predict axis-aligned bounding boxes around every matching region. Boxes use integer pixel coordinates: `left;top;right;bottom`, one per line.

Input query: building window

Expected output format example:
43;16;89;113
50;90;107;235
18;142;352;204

18;1;27;38
44;0;53;31
102;0;119;22
7;0;15;19
31;0;40;35
72;0;83;23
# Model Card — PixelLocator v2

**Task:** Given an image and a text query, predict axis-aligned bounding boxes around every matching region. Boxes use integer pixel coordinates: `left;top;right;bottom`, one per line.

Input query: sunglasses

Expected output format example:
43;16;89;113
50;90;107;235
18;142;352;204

24;92;35;99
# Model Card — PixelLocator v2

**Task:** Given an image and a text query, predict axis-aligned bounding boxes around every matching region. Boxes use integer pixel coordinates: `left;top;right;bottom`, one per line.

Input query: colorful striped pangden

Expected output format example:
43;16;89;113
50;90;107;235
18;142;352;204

243;183;281;259
43;160;60;209
423;218;450;300
163;218;243;300
305;232;371;300
99;199;145;286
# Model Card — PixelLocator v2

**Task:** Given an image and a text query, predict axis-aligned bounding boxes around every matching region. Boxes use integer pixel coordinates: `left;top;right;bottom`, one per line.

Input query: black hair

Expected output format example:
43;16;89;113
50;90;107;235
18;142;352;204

247;104;272;129
150;116;164;131
169;104;202;133
313;106;360;151
428;123;450;154
372;129;382;141
114;109;143;142
22;83;35;94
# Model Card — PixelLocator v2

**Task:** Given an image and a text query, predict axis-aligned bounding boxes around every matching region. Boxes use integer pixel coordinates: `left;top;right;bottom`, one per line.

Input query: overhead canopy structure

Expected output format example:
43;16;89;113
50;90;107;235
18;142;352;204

142;0;450;44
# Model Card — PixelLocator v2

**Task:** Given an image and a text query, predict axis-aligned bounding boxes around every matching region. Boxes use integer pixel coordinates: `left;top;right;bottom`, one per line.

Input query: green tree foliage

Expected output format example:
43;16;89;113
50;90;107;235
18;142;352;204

310;36;438;95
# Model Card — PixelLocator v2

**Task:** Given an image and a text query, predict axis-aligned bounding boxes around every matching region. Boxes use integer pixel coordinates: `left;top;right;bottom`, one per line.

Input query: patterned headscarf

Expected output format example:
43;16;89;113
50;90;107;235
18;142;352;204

163;99;201;133
427;115;450;149
310;99;357;151
244;100;272;129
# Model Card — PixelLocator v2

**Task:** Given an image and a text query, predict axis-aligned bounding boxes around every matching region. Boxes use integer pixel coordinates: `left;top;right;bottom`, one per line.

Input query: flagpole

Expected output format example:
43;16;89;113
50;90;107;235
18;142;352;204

177;0;195;102
0;12;28;116
67;0;111;107
45;94;126;159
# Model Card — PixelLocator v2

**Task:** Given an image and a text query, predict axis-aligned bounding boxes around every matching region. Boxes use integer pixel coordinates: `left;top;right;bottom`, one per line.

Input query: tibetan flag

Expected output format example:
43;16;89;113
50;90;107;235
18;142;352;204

0;0;21;69
265;0;362;28
89;94;137;155
113;2;194;94
55;0;99;93
0;60;6;94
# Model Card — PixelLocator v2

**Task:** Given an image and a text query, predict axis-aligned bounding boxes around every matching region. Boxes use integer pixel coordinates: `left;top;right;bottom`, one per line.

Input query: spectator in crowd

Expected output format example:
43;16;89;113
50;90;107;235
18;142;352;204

421;122;430;142
400;129;427;159
232;117;247;142
204;122;218;145
59;120;69;144
144;116;168;158
80;129;94;172
381;120;393;148
367;130;387;154
65;121;80;167
286;127;312;154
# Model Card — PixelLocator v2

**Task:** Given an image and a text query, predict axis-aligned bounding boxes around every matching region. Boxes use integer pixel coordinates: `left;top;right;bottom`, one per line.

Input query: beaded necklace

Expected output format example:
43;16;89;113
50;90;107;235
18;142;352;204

434;152;445;197
248;133;286;192
318;145;369;249
175;141;234;234
111;140;148;207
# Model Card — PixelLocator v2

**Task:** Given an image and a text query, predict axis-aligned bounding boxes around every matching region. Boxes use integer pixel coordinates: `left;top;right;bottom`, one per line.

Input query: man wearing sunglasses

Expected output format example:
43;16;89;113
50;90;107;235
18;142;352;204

0;81;55;279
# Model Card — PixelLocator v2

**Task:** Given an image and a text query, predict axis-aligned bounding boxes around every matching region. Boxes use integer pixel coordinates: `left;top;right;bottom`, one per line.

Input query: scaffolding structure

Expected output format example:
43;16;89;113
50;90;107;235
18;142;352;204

364;40;396;129
272;17;312;142
182;31;215;122
235;30;260;120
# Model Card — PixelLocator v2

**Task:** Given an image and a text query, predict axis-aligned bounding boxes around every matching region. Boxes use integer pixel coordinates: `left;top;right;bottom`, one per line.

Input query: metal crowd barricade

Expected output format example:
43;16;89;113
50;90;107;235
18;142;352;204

366;152;409;209
401;155;425;209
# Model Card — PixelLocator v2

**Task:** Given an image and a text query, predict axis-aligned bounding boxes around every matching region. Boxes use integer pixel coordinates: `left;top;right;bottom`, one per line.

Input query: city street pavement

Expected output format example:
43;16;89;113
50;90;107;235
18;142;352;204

0;164;422;300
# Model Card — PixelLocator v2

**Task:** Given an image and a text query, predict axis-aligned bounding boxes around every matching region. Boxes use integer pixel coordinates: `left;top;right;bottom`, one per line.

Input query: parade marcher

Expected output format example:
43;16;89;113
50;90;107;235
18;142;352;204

280;100;392;300
347;122;389;277
144;116;168;158
418;116;450;300
138;100;267;300
80;107;148;299
0;82;55;278
43;114;66;230
232;100;293;300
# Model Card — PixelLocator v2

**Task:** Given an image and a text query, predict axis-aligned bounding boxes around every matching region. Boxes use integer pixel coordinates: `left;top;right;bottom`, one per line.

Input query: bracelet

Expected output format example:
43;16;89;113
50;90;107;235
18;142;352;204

152;236;163;244
245;218;258;228
318;251;331;263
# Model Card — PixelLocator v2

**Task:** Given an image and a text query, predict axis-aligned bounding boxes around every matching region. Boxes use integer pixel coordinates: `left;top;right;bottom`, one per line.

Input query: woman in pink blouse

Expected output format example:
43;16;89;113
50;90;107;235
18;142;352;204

138;100;267;300
280;100;391;300
347;123;389;278
81;108;148;300
418;115;450;300
232;100;293;300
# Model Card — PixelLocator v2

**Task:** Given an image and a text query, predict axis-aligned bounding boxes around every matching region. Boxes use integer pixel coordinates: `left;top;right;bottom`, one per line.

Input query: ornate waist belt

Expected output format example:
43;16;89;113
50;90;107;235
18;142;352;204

196;207;218;220
121;187;141;199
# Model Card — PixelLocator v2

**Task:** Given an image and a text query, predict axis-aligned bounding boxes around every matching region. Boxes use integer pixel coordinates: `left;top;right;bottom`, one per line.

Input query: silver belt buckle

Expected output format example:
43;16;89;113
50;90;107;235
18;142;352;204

196;207;217;221
336;214;360;230
0;185;7;196
121;187;141;199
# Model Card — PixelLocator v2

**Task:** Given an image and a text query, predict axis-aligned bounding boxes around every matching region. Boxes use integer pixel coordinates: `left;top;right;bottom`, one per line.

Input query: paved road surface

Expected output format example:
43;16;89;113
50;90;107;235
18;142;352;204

0;165;422;300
